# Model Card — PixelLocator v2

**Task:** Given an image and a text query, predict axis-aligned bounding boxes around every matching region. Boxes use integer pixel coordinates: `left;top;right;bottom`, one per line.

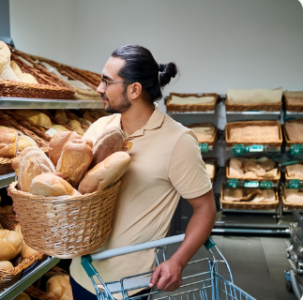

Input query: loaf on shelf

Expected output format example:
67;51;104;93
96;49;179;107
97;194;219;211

284;90;303;112
225;120;282;147
166;92;218;112
285;164;303;181
282;187;303;210
226;88;282;111
283;119;303;145
187;123;217;145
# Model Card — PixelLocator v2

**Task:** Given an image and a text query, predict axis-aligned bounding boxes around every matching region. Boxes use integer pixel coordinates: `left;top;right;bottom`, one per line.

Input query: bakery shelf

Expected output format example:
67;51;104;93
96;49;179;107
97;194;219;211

167;111;215;115
0;97;104;109
226;145;281;154
226;179;278;189
0;173;15;189
0;256;60;300
226;111;281;115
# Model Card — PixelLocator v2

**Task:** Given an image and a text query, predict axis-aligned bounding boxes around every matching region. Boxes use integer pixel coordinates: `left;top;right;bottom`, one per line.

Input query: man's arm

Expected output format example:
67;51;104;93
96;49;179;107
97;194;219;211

149;189;216;291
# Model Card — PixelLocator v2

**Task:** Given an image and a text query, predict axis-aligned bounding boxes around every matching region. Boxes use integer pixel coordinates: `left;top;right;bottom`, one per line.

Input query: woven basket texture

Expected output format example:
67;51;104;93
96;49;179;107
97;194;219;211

8;180;121;258
225;159;281;183
0;157;14;176
220;186;279;210
0;207;44;292
187;123;217;146
284;164;303;182
225;96;281;112
283;119;303;146
166;93;218;112
225;120;282;148
281;187;303;210
285;96;303;112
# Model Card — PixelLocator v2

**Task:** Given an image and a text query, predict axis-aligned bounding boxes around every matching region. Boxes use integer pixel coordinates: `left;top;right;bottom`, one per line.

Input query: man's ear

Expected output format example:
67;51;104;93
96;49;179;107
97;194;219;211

128;82;142;100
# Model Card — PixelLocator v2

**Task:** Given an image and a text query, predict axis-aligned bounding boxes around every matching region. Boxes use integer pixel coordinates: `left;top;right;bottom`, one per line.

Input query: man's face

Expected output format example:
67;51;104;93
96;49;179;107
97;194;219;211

97;57;132;114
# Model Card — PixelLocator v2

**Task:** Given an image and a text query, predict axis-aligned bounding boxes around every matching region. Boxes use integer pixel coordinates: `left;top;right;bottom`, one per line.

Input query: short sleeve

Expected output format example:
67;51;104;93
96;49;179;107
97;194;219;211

168;130;212;199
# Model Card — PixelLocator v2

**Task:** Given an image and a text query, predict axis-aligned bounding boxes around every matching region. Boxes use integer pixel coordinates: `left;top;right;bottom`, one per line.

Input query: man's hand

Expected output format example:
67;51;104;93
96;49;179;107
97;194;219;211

149;259;182;291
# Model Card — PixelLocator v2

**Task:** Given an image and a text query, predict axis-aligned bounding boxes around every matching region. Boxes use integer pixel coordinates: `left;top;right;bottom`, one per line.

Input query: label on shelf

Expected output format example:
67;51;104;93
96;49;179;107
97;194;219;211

199;143;209;152
245;145;264;152
226;179;238;188
290;144;302;155
259;181;273;189
233;144;244;155
244;181;259;188
288;179;301;189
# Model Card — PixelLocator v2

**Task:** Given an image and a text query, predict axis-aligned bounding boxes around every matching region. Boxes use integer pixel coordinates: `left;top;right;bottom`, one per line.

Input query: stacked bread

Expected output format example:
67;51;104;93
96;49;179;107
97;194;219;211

284;120;303;143
13;127;130;197
229;157;278;179
223;188;276;203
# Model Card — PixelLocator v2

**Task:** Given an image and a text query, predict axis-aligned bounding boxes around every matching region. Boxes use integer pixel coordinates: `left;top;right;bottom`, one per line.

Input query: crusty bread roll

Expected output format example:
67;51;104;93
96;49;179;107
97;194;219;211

66;119;85;135
51;124;69;133
0;260;13;270
18;135;38;152
15;110;52;129
17;73;38;84
79;151;130;194
19;147;55;192
56;139;93;188
90;127;124;168
61;289;73;300
49;131;82;166
55;110;68;124
0;126;18;158
10;61;22;76
13;292;31;300
0;229;23;260
46;275;72;299
30;173;82;197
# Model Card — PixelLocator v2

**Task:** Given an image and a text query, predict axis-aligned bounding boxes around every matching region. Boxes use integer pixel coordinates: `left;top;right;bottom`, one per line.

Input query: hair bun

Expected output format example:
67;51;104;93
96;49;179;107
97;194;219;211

159;62;178;87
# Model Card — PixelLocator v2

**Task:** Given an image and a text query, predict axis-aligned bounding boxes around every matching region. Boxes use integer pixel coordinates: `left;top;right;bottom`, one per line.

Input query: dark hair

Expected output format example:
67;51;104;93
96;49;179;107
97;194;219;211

112;45;178;104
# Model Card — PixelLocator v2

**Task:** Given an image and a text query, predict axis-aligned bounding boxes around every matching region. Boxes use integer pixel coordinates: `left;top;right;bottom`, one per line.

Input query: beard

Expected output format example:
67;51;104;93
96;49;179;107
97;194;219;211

103;87;132;114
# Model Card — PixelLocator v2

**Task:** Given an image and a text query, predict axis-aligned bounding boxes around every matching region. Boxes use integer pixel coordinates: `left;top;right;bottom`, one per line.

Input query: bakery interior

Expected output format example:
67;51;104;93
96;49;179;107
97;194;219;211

0;1;303;300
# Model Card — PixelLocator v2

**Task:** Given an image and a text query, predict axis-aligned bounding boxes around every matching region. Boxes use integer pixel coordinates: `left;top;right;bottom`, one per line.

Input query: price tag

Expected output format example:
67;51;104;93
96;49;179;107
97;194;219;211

244;181;259;188
290;144;302;155
199;143;209;152
226;179;238;188
245;145;264;152
259;181;273;189
288;179;301;189
233;144;244;155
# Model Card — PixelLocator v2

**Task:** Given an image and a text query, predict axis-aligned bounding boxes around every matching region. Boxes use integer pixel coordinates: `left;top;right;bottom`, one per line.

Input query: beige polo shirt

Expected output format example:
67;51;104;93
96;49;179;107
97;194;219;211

70;104;212;295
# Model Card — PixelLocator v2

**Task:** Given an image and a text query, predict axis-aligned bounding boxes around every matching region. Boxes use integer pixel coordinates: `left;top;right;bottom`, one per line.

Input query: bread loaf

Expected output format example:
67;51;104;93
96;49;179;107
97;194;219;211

66;119;85;135
56;139;93;188
30;173;82;197
10;61;22;76
49;131;82;166
55;110;68;124
0;229;23;260
0;63;20;81
79;151;130;194
19;147;55;192
18;135;38;152
46;275;72;299
51;124;69;133
90;127;124;168
0;41;10;73
15;110;52;129
13;292;31;300
0;260;13;270
0;126;18;158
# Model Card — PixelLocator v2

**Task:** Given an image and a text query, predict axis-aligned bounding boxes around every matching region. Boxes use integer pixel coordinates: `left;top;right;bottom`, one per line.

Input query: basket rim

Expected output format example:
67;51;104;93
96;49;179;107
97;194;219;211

281;186;303;209
8;180;121;203
283;119;303;145
284;164;303;181
225;95;282;107
187;123;217;145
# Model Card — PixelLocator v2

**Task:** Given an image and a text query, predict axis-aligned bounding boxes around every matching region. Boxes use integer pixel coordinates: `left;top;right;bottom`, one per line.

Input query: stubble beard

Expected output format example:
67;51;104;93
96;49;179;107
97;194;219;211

104;86;132;114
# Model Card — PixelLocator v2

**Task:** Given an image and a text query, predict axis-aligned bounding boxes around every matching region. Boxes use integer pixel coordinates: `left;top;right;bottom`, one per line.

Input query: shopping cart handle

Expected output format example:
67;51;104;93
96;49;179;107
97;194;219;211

87;235;216;261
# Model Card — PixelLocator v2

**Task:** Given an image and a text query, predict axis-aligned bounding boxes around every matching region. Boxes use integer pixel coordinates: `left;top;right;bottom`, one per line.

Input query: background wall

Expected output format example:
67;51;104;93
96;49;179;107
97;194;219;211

0;0;10;37
9;0;303;112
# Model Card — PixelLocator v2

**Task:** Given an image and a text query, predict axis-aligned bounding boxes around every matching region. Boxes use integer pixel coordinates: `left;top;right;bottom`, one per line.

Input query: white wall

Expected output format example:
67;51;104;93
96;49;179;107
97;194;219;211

10;0;303;112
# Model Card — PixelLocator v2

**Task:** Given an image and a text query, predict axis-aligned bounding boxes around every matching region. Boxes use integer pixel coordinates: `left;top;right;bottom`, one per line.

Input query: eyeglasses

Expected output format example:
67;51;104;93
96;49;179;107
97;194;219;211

100;77;124;89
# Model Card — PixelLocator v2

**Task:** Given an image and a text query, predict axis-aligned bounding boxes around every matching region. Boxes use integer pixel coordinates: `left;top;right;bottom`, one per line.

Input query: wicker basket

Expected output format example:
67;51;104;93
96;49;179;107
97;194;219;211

225;158;281;183
0;157;14;176
283;119;303;147
225;96;281;112
284;164;303;183
281;186;303;210
225;120;283;148
220;185;279;210
0;207;44;292
285;96;303;112
187;123;217;147
8;180;121;259
166;93;218;112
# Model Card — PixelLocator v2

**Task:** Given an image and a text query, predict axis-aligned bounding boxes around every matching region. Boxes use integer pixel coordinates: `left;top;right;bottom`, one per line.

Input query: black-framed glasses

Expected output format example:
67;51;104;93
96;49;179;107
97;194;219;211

100;77;124;89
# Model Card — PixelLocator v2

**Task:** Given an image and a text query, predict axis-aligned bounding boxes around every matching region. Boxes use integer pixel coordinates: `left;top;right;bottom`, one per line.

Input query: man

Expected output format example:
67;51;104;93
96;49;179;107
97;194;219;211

70;45;216;299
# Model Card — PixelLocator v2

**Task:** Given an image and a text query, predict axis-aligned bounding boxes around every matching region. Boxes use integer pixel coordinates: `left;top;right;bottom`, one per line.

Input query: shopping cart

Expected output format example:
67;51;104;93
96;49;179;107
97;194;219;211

285;210;303;300
81;235;255;300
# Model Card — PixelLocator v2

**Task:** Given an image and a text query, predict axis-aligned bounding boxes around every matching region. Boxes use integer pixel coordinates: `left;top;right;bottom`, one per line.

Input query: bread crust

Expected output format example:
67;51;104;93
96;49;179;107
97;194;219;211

0;229;23;261
0;127;18;158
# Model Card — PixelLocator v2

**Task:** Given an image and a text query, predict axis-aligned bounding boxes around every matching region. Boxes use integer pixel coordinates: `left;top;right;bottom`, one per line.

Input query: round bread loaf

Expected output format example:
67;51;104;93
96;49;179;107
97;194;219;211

0;126;18;158
0;229;23;261
46;275;72;299
90;126;124;169
79;151;130;194
66;120;85;135
13;292;31;300
0;260;13;270
18;135;38;152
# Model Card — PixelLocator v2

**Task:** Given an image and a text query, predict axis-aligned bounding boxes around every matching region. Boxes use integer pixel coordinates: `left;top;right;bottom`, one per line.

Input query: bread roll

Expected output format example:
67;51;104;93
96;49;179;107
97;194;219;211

19;147;55;192
66;119;85;135
10;61;22;76
79;151;130;194
56;139;93;188
46;275;72;299
55;110;68;124
0;229;23;260
17;73;38;84
18;135;38;152
90;127;124;168
0;260;13;271
15;110;52;129
13;292;31;300
0;127;18;158
49;131;82;166
51;124;69;132
0;63;20;81
30;173;81;197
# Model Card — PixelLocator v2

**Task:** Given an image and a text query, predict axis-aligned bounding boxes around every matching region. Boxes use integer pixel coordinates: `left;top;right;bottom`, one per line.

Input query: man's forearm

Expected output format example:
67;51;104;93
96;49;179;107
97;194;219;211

169;191;216;270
